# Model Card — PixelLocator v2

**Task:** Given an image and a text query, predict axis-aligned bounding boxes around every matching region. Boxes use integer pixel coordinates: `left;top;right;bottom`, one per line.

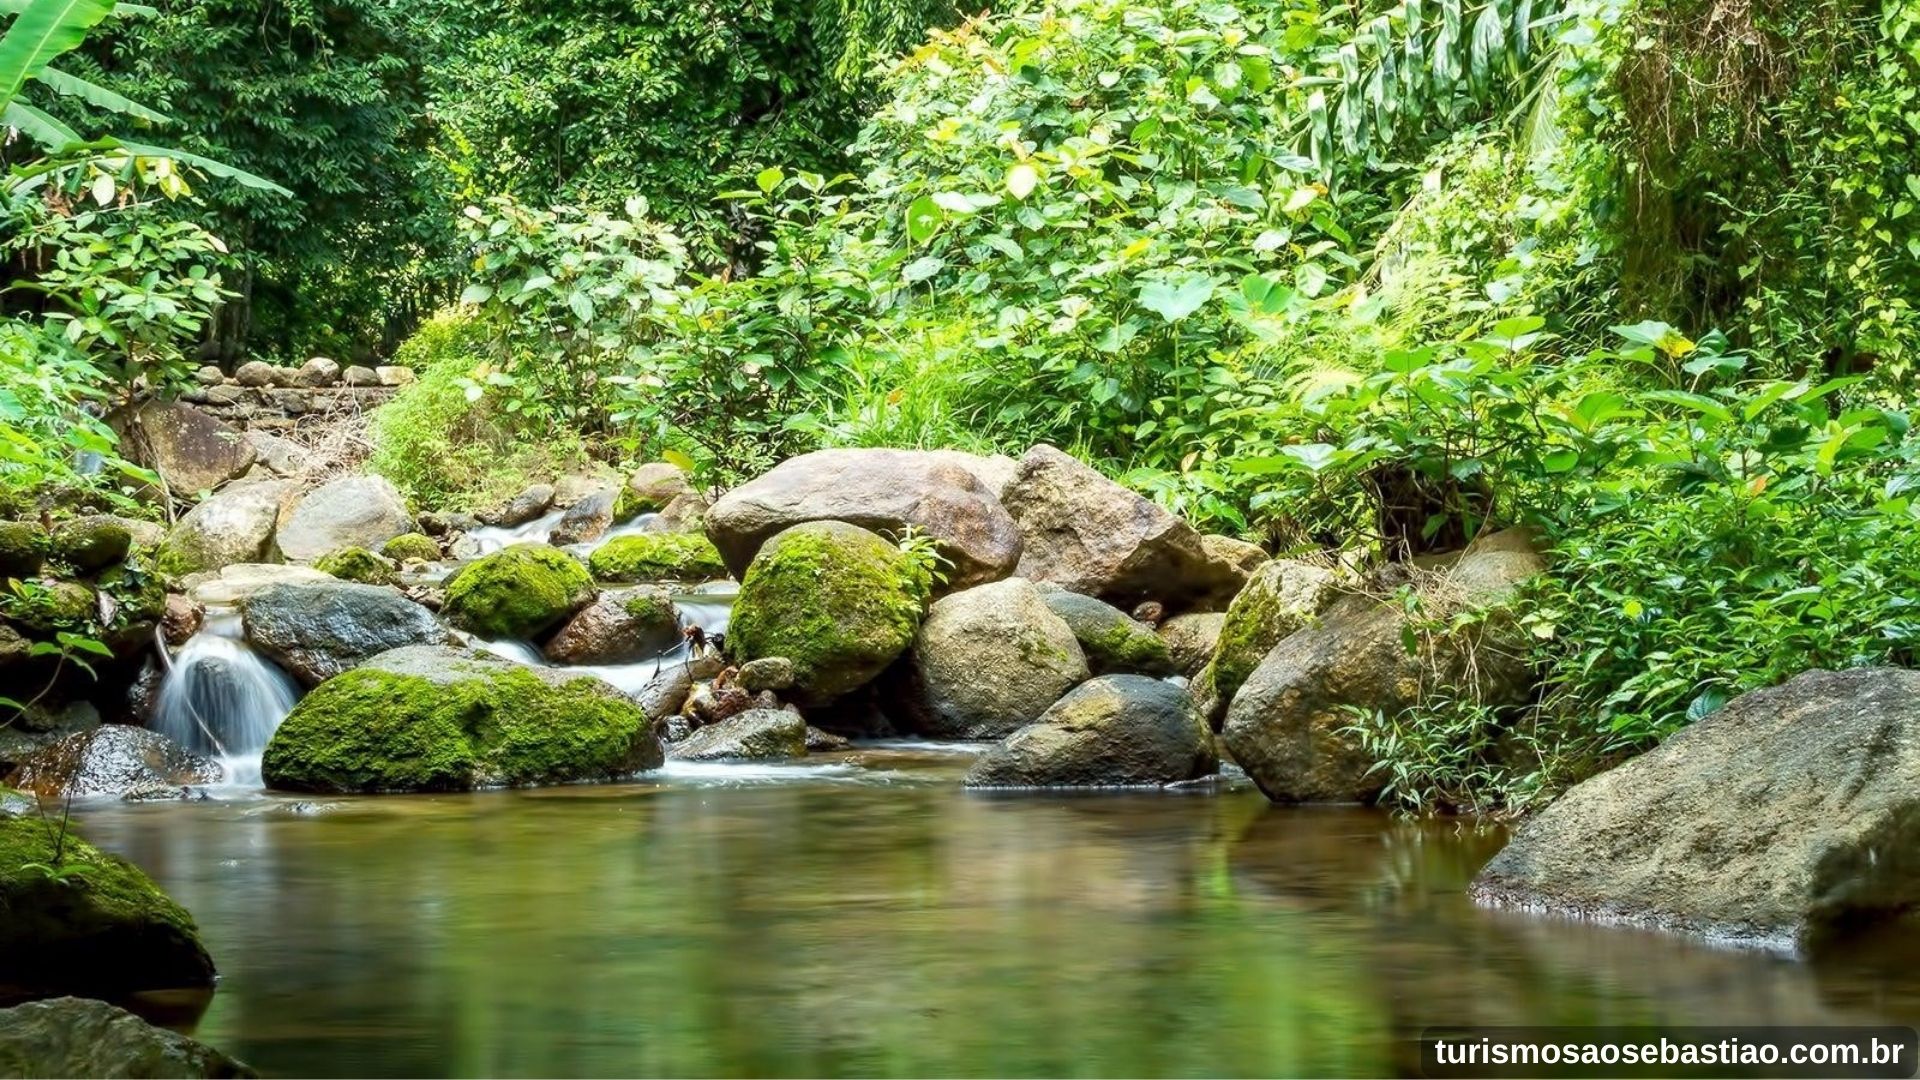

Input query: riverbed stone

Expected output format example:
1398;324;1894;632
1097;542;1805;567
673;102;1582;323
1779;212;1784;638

241;580;453;686
1222;530;1546;804
0;997;254;1079
312;545;397;586
183;562;330;607
0;813;217;997
275;475;413;563
636;664;694;726
965;675;1216;788
117;400;256;497
737;656;796;693
0;701;101;774
729;521;929;706
549;489;617;546
586;532;726;583
441;543;594;641
705;448;1022;591
1197;559;1345;725
262;645;661;793
479;484;555;528
1158;612;1225;678
244;430;312;477
1000;443;1233;610
667;708;806;762
380;532;441;563
616;463;707;530
1475;667;1920;953
544;587;680;664
902;577;1088;739
7;726;221;798
0;521;42;579
50;515;133;572
1039;589;1175;676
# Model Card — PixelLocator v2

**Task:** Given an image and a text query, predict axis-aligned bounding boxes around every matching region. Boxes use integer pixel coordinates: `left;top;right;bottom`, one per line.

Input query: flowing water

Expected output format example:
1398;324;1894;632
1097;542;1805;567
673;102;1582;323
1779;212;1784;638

153;612;301;788
69;748;1920;1078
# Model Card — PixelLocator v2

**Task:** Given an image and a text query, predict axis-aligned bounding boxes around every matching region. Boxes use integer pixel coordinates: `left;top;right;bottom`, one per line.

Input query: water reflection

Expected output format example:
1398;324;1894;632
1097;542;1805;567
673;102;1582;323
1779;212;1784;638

68;756;1920;1077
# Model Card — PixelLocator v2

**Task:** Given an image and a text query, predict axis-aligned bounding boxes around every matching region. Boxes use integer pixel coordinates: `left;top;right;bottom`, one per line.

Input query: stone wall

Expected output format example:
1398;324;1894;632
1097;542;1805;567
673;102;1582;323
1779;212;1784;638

179;358;414;431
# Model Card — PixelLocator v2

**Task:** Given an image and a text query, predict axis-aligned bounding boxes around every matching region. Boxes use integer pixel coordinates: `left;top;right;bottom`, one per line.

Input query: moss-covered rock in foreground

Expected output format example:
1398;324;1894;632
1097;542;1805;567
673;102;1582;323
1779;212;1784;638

728;521;928;704
261;644;662;793
0;813;217;998
313;545;397;586
441;543;594;639
586;532;726;583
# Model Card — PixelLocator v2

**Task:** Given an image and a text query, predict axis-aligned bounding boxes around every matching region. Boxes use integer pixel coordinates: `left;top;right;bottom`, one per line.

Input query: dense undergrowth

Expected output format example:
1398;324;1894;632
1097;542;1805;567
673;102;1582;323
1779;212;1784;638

5;0;1918;811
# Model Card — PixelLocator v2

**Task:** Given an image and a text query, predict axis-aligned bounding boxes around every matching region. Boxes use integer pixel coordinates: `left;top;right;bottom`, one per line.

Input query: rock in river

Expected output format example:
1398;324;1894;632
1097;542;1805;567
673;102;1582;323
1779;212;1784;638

8;726;221;799
1474;667;1920;953
262;645;660;793
965;675;1217;788
441;543;595;641
241;580;453;686
899;577;1087;740
0;998;254;1079
1039;588;1175;676
274;475;414;564
667;708;807;762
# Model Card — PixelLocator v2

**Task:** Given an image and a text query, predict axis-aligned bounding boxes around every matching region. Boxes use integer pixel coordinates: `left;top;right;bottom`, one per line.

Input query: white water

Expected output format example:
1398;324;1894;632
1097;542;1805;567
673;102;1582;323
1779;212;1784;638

154;611;300;788
462;511;666;560
475;584;737;694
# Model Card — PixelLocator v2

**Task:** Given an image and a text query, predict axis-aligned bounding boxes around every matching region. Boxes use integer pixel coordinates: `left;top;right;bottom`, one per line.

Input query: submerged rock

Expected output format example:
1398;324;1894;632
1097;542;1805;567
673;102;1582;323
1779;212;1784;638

1222;531;1545;803
1039;589;1175;676
1475;667;1920;953
1000;444;1234;610
544;587;680;664
729;521;929;705
441;543;594;640
901;577;1088;739
704;448;1022;590
8;726;221;799
667;708;807;762
0;813;217;997
0;998;254;1079
261;645;660;793
275;475;413;564
965;675;1216;788
241;580;453;686
586;533;726;583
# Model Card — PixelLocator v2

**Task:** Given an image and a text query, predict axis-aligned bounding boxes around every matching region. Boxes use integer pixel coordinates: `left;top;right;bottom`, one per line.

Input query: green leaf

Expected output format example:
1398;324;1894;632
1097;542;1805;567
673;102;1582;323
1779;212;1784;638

0;0;117;114
0;98;76;147
1137;273;1215;323
1005;163;1040;199
905;195;942;244
114;138;291;195
458;283;494;305
1641;389;1732;423
35;64;168;122
754;166;784;194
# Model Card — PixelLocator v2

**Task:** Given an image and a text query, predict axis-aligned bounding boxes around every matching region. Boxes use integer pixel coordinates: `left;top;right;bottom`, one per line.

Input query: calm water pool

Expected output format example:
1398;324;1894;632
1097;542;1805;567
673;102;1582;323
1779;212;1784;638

70;746;1920;1077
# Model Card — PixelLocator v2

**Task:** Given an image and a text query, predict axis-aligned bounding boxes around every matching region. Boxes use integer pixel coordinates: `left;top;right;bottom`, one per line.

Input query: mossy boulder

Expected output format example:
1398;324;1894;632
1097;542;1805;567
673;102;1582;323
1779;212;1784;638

1198;559;1344;725
0;579;96;633
729;521;928;705
380;532;441;563
0;813;217;998
261;645;662;793
900;577;1088;739
50;516;133;572
0;521;43;579
586;532;726;583
544;586;681;665
313;545;397;586
441;543;594;640
1039;588;1176;676
0;997;256;1079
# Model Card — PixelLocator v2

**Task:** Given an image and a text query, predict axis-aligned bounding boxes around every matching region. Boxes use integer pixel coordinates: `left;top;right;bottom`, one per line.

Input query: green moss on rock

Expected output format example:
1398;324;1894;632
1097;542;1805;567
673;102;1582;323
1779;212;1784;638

0;522;43;580
729;521;928;704
50;516;133;572
381;532;441;562
1040;589;1175;676
0;579;96;634
261;645;661;793
442;543;594;639
1207;560;1342;704
586;533;726;583
0;813;216;997
314;546;398;586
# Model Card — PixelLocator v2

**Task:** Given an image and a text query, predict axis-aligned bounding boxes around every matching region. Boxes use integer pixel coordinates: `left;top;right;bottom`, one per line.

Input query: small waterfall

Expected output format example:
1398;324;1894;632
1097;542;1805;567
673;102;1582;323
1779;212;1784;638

474;585;737;695
462;509;569;557
155;612;300;787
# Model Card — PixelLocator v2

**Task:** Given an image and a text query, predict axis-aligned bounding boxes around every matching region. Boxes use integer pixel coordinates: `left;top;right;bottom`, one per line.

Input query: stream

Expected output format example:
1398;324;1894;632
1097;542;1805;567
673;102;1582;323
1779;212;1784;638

69;751;1920;1077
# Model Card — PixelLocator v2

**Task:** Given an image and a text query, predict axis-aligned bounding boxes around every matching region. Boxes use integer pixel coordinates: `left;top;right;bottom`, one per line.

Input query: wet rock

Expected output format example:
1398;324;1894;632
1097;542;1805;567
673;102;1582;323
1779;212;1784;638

7;725;221;799
635;664;694;724
1000;443;1234;610
0;997;253;1078
479;484;555;528
705;448;1021;590
162;594;205;647
291;356;341;388
587;533;726;583
729;521;929;705
234;360;277;388
548;489;617;546
262;645;661;793
1039;589;1175;676
0;810;217;997
417;511;479;537
241;580;453;686
544;587;680;664
902;577;1088;739
275;475;413;564
1222;530;1545;803
51;515;132;572
1197;559;1345;725
117;400;256;497
1157;612;1225;678
667;708;806;761
0;701;101;773
965;675;1216;788
441;544;594;640
805;725;851;752
737;656;796;693
1475;667;1920;953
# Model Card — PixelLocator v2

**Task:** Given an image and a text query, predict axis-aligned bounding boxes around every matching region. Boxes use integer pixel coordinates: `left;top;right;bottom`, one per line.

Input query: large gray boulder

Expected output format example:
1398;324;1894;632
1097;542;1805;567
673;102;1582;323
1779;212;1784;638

706;448;1021;590
157;481;294;577
1000;444;1234;610
7;726;220;798
549;489;617;546
1039;588;1176;676
544;587;680;664
1222;530;1545;803
0;998;254;1079
1475;668;1920;953
667;708;807;762
965;675;1217;787
118;400;255;496
275;475;413;563
1196;559;1345;725
901;578;1088;739
241;581;453;686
